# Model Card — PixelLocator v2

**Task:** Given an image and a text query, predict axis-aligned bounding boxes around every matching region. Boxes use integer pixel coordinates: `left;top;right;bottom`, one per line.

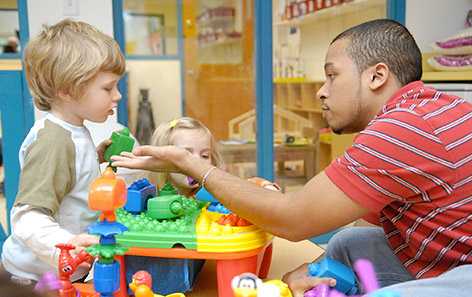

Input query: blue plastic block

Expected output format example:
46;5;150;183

207;202;230;214
94;261;120;296
125;256;205;295
88;221;128;237
99;235;116;245
125;178;157;214
307;258;357;295
195;187;219;203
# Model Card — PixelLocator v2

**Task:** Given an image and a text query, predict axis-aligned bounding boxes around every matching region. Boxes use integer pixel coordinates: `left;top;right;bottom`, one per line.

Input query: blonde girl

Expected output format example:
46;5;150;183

149;117;223;196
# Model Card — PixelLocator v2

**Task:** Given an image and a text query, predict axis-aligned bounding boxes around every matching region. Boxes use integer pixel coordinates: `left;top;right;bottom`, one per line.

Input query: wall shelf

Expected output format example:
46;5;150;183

198;37;241;49
422;53;472;82
276;0;385;27
422;71;472;82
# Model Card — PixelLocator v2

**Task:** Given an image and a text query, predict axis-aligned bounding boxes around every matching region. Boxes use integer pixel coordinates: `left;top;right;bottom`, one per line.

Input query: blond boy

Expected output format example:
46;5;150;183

1;19;125;284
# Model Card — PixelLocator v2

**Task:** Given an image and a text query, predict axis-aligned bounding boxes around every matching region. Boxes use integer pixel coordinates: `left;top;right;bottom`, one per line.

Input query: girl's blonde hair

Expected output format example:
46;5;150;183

149;117;223;188
24;19;125;111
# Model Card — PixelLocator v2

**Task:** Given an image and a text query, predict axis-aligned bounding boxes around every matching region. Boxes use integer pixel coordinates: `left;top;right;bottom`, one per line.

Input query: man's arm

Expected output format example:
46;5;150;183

201;165;368;241
113;146;369;241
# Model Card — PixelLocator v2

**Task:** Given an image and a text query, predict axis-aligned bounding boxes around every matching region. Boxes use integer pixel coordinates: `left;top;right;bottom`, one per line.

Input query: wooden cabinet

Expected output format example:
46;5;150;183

273;80;326;137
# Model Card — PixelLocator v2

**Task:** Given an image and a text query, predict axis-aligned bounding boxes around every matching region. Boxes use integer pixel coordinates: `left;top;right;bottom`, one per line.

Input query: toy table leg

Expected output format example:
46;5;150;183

216;255;259;297
115;255;128;297
258;243;273;279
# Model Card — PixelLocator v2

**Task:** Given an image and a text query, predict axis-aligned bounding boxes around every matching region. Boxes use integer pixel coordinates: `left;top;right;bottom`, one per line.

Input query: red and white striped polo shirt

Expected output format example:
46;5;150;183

325;80;472;279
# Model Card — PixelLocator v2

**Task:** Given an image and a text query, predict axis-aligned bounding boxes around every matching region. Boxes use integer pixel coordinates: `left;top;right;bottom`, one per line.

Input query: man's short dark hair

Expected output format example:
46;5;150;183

332;19;422;86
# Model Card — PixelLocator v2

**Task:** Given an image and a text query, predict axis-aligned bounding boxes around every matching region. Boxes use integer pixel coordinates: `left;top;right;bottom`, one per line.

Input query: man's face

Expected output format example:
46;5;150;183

316;39;367;134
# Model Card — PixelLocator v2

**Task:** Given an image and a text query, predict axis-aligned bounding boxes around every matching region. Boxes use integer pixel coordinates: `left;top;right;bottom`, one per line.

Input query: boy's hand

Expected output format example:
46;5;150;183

97;139;112;163
67;233;99;255
282;263;336;297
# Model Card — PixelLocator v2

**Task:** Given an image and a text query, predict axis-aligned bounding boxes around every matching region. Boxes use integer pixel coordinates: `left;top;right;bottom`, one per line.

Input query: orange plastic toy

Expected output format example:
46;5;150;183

88;167;127;222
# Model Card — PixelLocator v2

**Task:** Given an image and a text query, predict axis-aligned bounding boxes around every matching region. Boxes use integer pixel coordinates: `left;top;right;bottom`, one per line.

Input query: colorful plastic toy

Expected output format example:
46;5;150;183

231;272;292;297
304;258;401;297
55;243;94;297
146;183;185;220
129;270;185;297
58;171;268;297
104;128;135;163
196;187;231;214
195;186;219;203
207;201;231;214
354;259;400;297
304;283;330;297
217;213;252;227
88;167;127;222
124;178;157;214
114;179;274;297
247;177;282;191
34;271;62;295
307;258;357;295
87;168;129;297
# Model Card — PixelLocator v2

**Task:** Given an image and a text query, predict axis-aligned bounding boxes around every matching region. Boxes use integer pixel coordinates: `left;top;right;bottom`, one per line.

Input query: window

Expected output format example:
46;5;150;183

123;0;178;57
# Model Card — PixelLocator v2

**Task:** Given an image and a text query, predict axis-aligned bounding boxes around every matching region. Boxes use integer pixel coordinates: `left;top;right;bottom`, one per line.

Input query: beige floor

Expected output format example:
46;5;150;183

187;237;325;297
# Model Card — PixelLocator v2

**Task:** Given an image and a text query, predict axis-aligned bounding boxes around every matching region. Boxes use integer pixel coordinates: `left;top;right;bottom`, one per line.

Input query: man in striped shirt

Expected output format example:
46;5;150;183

111;19;472;297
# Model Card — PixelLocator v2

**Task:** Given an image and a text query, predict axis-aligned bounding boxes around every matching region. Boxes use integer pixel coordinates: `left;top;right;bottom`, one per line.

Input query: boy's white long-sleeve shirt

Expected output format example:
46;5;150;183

1;113;99;281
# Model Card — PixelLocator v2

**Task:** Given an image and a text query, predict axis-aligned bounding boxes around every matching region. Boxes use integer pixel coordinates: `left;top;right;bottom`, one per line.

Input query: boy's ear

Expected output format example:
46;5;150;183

366;63;389;91
57;89;73;101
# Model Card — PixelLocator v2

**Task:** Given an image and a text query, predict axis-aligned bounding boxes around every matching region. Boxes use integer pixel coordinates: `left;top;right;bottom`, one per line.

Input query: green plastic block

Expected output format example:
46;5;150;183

146;183;183;220
116;198;204;249
86;244;128;264
104;128;135;162
159;182;178;195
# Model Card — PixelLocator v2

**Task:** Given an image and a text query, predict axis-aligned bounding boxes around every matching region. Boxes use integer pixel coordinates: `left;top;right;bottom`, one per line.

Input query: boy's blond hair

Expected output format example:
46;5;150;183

24;19;125;111
149;117;223;189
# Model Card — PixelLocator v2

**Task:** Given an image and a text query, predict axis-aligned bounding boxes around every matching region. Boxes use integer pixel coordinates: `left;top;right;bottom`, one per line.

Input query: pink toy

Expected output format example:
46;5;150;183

34;271;62;293
304;259;400;297
353;259;378;293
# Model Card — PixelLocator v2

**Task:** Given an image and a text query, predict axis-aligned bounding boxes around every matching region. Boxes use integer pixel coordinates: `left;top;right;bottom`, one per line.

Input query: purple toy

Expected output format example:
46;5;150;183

305;283;330;297
34;271;62;293
354;259;378;293
304;259;400;297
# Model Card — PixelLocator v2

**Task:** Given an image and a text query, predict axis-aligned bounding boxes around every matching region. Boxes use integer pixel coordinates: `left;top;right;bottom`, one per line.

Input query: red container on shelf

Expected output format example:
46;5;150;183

306;0;316;13
298;1;308;16
285;4;293;20
291;2;300;18
314;0;324;10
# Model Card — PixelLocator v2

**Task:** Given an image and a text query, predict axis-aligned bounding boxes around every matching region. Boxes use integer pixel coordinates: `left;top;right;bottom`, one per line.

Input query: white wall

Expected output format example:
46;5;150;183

27;0;113;37
0;10;18;37
405;0;472;52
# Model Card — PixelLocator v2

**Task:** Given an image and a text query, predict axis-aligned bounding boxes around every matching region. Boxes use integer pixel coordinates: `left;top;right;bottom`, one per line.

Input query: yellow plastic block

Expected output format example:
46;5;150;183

195;208;272;253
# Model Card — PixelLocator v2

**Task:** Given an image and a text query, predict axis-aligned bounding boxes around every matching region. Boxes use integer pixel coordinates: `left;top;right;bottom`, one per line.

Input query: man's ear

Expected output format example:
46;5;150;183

367;63;389;91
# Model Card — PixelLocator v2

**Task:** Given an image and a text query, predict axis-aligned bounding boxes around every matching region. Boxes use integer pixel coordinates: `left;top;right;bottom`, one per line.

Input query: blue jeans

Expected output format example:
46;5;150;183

326;227;472;297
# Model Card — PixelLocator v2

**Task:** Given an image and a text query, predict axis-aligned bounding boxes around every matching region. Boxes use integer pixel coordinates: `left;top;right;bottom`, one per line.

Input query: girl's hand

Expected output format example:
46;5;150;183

282;263;336;297
111;145;187;172
96;139;112;163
